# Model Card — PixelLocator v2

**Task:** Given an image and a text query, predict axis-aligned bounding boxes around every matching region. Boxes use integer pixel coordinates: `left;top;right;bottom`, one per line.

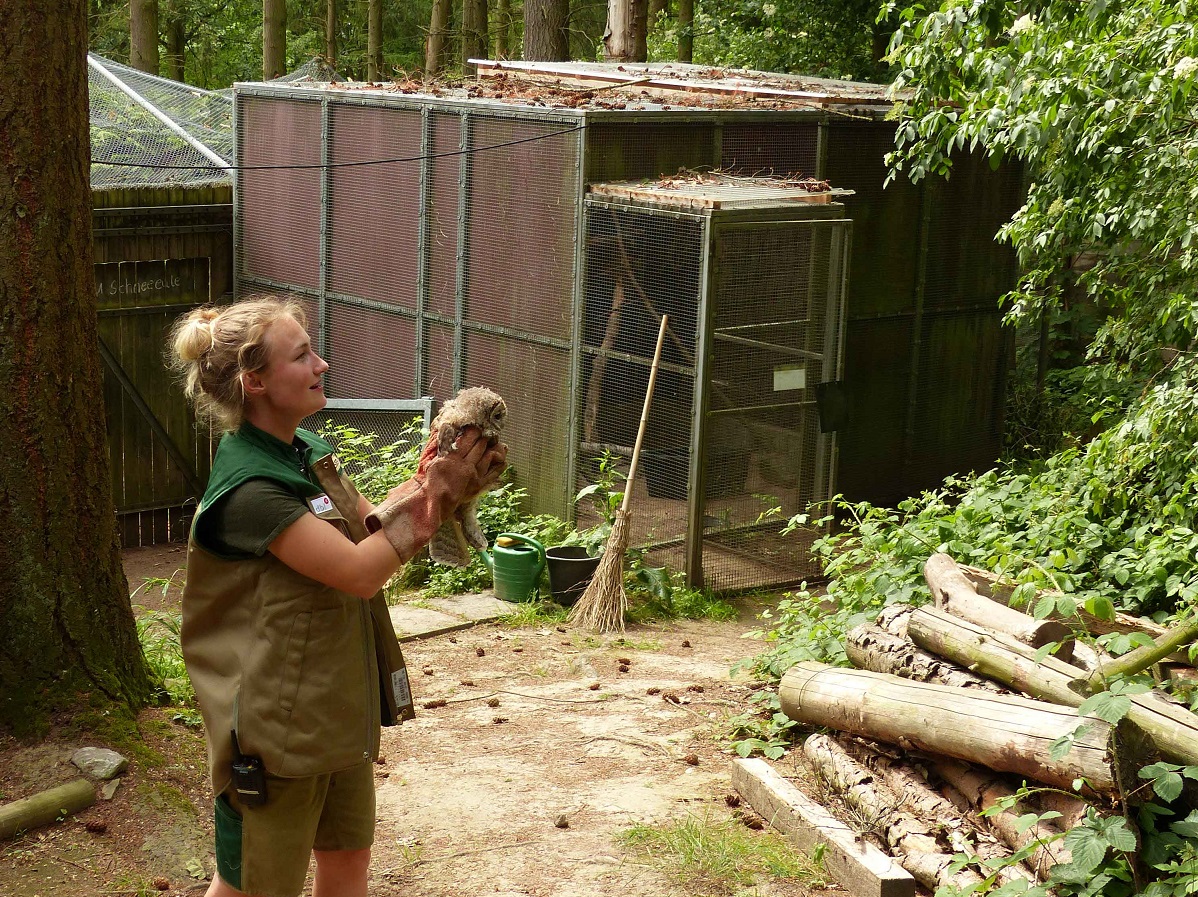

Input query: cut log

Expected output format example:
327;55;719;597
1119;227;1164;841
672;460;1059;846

1082;618;1198;694
780;661;1116;794
803;734;985;892
1037;789;1093;832
924;553;1075;662
0;778;95;840
935;759;1071;878
846;623;1003;692
907;606;1198;767
960;564;1187;661
843;744;1034;884
876;604;914;637
731;758;915;897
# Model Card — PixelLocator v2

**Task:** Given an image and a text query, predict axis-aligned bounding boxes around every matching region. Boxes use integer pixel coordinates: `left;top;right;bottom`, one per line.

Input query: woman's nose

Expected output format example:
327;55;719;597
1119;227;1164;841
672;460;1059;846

315;353;329;374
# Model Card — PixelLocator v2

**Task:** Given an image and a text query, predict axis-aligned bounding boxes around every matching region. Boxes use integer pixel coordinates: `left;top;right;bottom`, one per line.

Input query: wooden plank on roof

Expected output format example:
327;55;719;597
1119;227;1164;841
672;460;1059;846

588;181;835;209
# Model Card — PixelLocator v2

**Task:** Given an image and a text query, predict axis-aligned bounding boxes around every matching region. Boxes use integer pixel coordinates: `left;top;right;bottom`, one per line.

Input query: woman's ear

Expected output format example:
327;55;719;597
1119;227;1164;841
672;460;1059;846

241;369;266;397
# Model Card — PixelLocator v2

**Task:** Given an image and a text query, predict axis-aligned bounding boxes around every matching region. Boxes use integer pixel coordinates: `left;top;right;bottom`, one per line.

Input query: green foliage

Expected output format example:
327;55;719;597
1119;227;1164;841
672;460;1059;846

885;0;1198;359
648;0;890;82
727;689;799;760
135;610;199;722
619;812;828;894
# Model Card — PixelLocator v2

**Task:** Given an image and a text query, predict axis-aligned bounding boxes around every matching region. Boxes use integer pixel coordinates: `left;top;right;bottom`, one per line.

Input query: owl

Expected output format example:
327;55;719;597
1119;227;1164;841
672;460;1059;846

428;386;508;567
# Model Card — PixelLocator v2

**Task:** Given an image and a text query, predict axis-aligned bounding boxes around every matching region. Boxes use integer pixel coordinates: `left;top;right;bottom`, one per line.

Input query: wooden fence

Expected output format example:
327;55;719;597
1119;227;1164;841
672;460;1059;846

94;185;233;547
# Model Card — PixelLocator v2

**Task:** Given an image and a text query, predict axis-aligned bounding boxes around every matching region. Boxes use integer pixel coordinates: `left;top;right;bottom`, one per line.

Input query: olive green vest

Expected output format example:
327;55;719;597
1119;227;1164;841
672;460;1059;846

182;423;381;794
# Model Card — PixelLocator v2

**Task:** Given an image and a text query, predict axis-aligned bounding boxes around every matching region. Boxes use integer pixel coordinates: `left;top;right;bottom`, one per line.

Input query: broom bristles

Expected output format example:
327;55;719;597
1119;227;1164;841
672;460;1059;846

568;510;631;633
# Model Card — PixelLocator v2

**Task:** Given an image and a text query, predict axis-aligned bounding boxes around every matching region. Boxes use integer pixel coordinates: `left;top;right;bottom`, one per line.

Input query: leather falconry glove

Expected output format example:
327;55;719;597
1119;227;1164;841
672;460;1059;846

365;427;506;562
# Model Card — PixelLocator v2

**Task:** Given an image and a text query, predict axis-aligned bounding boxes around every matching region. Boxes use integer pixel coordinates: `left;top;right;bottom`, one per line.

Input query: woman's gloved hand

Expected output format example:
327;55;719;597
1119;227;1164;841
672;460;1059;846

365;427;507;562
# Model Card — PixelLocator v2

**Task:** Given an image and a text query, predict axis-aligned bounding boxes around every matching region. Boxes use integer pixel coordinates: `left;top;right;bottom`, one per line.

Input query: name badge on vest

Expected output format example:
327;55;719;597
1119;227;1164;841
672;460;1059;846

309;493;334;515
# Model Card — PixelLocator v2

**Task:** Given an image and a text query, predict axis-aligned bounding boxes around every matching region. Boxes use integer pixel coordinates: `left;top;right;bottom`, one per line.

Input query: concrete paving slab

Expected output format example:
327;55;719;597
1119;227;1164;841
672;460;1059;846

389;604;474;640
426;592;517;621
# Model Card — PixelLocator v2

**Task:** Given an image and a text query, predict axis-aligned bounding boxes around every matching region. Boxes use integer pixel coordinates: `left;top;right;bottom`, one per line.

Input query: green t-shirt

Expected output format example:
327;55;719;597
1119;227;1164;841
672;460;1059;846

196;478;308;559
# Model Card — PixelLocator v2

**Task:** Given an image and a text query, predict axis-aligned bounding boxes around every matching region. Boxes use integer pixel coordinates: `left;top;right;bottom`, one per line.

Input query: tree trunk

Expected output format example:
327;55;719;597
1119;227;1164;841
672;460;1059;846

425;0;451;76
523;0;569;61
845;622;1004;692
367;0;382;80
462;0;489;74
907;606;1198;767
129;0;160;74
648;0;669;25
163;0;186;82
780;662;1117;794
0;0;153;736
326;0;338;68
934;759;1072;878
676;0;693;63
803;734;985;893
495;0;511;57
263;0;286;80
924;553;1074;662
604;0;648;62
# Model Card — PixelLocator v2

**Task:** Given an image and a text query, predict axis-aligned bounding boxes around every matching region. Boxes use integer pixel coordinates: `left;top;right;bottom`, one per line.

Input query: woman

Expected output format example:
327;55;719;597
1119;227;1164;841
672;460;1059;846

171;297;505;897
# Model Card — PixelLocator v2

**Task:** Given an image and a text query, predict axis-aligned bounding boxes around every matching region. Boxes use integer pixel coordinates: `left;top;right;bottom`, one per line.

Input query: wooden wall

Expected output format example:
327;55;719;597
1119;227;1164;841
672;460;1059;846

93;184;233;547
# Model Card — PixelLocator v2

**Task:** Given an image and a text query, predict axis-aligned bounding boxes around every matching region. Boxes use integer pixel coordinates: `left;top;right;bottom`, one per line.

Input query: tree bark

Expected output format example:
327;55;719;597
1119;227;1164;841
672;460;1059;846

907;606;1198;767
845;623;1004;692
0;779;95;840
780;662;1117;794
425;0;451;76
0;0;153;735
367;0;383;80
803;734;985;893
604;0;648;62
263;0;287;80
934;759;1072;878
326;0;338;68
523;0;569;61
163;0;186;82
676;0;693;63
129;0;160;74
924;553;1074;662
462;0;489;74
495;0;511;57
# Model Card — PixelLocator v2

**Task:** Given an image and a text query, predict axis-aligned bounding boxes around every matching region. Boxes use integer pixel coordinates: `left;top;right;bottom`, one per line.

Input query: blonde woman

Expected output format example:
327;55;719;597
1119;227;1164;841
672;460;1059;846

171;297;506;897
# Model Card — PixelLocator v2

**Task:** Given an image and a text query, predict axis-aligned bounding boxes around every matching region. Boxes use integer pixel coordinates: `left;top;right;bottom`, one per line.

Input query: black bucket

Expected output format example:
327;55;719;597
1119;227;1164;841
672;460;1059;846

546;546;601;606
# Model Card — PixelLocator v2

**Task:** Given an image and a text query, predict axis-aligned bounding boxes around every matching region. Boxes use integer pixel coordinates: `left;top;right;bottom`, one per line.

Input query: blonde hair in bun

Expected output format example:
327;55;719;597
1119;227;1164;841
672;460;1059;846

169;296;307;431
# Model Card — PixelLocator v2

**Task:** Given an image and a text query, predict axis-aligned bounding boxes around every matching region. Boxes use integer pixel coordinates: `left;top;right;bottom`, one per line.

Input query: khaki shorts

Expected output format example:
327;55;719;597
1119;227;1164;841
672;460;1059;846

214;762;375;897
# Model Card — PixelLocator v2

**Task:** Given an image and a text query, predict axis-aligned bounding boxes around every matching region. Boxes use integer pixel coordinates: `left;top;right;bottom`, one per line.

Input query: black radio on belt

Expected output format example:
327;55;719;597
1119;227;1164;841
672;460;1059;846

230;730;268;807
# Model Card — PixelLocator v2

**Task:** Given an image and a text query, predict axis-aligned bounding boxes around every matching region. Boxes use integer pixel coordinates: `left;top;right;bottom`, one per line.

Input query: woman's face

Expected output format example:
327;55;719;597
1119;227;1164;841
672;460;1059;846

249;314;329;423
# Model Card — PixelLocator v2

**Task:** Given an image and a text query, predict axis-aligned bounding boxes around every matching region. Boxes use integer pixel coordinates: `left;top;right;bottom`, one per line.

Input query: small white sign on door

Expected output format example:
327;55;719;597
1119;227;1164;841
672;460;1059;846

773;365;807;392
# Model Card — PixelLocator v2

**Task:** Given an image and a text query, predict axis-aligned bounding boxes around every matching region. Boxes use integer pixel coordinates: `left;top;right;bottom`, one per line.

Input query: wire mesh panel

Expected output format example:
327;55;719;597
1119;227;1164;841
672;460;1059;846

700;217;848;590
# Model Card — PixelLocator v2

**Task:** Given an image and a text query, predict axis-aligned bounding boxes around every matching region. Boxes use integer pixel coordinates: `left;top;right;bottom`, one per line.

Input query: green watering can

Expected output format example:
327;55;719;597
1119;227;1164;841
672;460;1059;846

479;532;546;603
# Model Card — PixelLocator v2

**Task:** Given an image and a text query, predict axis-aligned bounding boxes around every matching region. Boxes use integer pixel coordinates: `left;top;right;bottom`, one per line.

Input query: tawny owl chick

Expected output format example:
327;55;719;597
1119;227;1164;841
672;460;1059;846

428;386;507;567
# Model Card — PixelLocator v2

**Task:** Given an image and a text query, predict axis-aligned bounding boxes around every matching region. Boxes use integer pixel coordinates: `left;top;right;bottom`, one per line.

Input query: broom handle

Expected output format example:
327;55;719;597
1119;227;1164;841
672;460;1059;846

621;314;669;515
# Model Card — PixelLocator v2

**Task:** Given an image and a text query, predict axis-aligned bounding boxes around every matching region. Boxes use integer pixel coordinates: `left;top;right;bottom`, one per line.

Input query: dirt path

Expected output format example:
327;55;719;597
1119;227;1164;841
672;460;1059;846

0;548;818;897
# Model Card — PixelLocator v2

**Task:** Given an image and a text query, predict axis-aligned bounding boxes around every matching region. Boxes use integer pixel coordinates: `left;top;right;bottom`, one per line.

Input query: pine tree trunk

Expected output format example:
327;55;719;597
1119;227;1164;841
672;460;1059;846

367;0;382;80
604;0;648;62
676;0;693;63
263;0;286;80
0;0;153;735
494;0;511;57
462;0;489;74
425;0;451;76
326;0;338;68
163;1;186;82
130;0;160;74
523;0;569;61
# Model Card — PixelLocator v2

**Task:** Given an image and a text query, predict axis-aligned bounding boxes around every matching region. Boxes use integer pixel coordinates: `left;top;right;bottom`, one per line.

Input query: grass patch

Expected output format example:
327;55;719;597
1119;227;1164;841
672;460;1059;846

498;599;571;627
618;813;827;896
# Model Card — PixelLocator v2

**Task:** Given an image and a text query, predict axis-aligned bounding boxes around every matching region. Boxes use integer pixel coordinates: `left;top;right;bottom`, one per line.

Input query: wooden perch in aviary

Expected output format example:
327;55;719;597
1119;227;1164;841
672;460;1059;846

0;778;95;840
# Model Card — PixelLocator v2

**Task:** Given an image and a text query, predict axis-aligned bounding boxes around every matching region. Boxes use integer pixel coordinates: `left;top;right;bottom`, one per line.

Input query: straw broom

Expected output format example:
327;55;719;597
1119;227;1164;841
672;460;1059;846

570;314;669;633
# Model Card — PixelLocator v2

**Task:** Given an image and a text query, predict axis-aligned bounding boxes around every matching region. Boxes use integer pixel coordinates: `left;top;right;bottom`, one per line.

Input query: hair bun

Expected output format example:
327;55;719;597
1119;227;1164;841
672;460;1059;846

174;306;220;363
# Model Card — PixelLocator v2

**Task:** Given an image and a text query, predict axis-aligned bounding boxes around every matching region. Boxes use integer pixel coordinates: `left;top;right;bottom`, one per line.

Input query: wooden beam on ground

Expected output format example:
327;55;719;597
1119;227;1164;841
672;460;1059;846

731;758;915;897
0;779;95;840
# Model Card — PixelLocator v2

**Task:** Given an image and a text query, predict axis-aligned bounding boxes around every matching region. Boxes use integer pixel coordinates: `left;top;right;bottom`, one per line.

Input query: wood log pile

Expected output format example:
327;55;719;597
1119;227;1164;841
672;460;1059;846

734;553;1198;896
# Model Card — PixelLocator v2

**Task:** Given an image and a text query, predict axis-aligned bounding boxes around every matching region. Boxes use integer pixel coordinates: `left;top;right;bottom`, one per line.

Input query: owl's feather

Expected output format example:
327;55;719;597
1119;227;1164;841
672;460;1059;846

427;387;507;568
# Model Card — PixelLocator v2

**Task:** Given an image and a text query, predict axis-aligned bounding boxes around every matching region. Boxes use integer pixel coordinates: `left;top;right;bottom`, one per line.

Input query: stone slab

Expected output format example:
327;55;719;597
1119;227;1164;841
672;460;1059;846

425;592;518;621
388;605;473;641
